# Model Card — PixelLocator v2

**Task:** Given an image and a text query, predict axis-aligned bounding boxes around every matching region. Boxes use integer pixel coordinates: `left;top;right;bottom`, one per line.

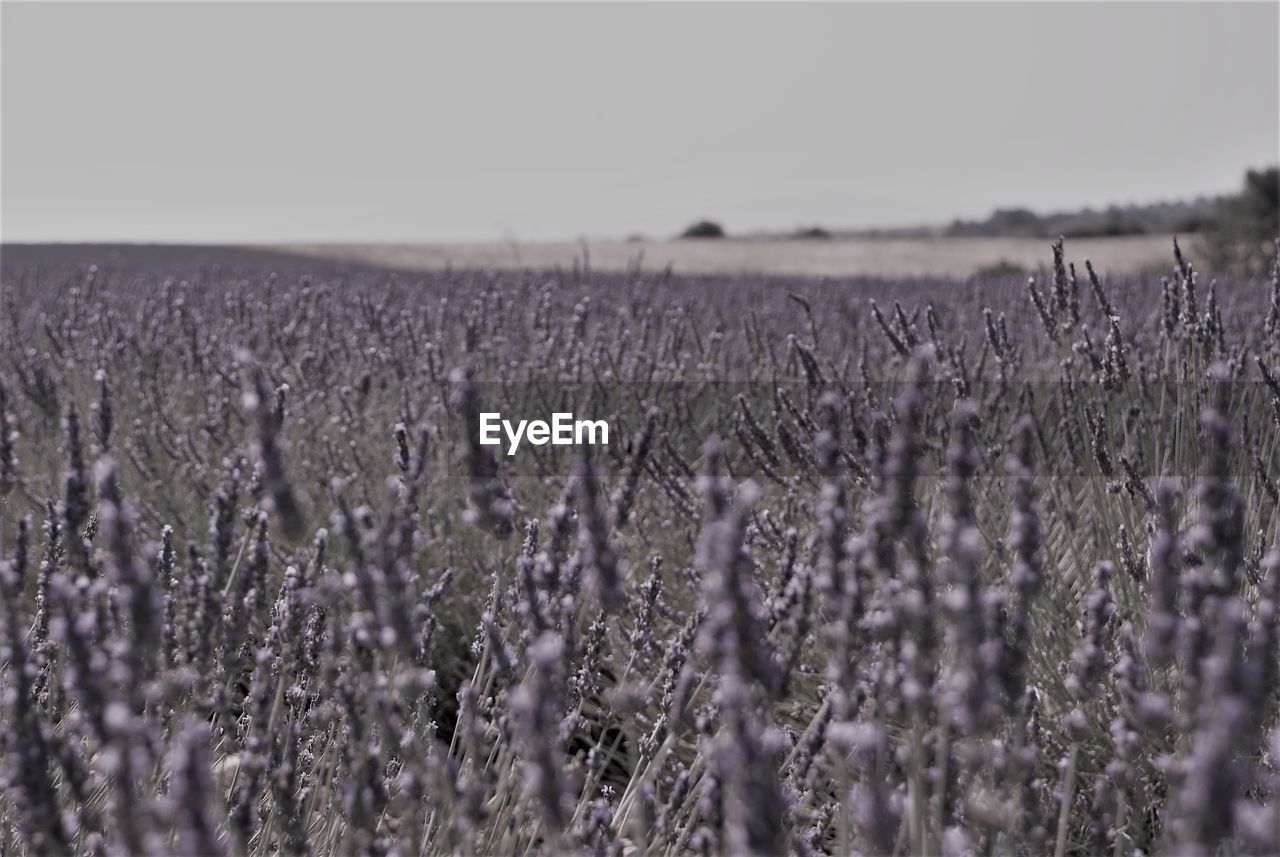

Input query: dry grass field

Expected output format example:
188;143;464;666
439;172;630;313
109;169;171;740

279;233;1187;278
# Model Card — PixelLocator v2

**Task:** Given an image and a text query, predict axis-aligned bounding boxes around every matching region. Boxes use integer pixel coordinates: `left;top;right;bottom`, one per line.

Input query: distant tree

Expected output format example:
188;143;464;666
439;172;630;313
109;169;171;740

947;196;1231;240
986;208;1043;238
948;208;1043;238
1204;166;1279;277
680;220;726;239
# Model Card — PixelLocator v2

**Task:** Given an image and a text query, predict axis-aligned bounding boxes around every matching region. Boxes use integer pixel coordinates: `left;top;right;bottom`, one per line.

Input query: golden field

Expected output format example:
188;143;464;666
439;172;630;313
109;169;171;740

278;233;1188;279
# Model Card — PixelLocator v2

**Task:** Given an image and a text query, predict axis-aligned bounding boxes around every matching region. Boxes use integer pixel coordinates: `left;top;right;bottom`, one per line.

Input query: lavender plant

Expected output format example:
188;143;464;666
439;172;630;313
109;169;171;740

0;238;1277;855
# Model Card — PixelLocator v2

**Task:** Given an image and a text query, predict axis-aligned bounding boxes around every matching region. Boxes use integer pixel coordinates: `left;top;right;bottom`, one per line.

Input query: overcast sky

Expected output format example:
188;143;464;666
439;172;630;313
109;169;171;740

2;1;1277;243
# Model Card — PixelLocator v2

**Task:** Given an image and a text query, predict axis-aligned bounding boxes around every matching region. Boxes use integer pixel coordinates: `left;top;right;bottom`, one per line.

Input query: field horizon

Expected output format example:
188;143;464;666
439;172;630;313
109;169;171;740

2;232;1192;281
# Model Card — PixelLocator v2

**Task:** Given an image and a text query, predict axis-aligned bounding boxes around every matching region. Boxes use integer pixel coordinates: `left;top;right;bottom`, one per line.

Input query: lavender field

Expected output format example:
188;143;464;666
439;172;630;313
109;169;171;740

2;238;1280;857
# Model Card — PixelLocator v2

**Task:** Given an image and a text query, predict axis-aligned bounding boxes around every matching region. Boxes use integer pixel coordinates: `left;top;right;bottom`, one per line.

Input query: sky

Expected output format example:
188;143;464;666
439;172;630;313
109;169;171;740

1;1;1277;244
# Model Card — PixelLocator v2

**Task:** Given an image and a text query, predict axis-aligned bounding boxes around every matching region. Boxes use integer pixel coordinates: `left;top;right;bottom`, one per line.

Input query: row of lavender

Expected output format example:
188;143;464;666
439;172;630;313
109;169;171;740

1;239;1279;855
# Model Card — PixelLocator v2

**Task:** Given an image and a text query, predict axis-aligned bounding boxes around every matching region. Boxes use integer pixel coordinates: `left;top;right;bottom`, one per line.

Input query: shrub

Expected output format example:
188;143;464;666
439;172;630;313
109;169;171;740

973;258;1028;279
1204;166;1280;277
679;219;726;239
791;226;831;240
